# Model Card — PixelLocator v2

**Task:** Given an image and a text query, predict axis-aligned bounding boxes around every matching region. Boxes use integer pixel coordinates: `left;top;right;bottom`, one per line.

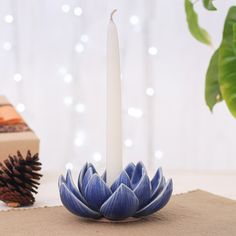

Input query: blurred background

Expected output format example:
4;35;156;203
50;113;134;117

0;0;236;172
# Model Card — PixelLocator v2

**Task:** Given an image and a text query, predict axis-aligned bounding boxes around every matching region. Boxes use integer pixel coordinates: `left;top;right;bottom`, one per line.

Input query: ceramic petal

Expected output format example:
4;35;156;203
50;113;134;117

100;184;139;220
124;163;135;179
131;162;146;188
66;170;87;204
59;182;101;219
133;173;151;209
151;167;164;200
78;163;88;192
110;171;131;192
78;163;96;192
151;175;166;201
84;174;112;211
135;179;173;217
58;175;66;188
82;167;95;195
101;171;106;182
88;163;96;172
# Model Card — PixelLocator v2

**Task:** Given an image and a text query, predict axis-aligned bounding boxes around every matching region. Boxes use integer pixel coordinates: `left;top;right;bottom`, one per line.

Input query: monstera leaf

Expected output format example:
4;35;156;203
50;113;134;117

185;0;212;45
219;7;236;117
203;0;217;11
205;49;222;110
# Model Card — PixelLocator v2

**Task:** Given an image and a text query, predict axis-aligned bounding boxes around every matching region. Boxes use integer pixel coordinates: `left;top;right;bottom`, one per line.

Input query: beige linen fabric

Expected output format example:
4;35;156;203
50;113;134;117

0;190;235;236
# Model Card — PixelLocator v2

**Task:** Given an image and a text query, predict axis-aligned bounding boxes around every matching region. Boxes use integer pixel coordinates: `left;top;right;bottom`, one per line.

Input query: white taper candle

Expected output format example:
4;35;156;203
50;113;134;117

106;10;122;186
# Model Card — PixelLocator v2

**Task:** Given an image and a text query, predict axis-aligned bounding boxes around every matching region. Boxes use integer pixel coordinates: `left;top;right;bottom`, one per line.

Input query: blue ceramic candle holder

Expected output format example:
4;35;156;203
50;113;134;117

58;162;173;221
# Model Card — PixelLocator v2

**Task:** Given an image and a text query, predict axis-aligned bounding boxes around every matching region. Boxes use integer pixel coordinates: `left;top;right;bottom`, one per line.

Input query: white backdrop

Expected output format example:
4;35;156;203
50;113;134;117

0;0;236;171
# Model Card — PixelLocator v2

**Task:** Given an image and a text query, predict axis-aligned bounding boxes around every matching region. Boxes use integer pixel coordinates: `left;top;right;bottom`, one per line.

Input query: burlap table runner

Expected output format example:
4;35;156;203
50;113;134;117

0;190;235;236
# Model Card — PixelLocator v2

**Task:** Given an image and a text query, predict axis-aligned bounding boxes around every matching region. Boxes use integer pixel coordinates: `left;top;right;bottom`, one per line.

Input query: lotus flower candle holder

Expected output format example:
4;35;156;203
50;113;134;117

58;162;173;221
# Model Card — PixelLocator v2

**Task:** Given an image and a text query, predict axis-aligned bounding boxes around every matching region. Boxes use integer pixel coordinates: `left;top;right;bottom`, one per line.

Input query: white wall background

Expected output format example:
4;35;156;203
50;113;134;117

0;0;236;172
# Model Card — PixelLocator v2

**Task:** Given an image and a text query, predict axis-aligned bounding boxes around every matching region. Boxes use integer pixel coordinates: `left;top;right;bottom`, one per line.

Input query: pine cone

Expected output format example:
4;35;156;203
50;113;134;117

0;151;42;207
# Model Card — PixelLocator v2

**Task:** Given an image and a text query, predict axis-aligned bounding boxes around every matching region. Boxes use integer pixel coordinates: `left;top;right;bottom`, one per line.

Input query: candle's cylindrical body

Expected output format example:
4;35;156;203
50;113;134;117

106;19;122;186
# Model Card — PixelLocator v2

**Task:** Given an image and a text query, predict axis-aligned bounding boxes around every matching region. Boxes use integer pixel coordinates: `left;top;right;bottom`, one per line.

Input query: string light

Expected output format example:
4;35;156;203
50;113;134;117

148;47;158;55
155;150;163;160
74;7;83;16
74;133;84;147
14;73;22;82
63;73;73;83
93;152;102;162
128;107;143;118
16;103;25;113
65;162;74;170
129;15;139;25
75;103;85;113
3;42;12;51
75;43;84;53
4;15;14;23
61;4;70;13
80;34;89;43
124;139;133;148
146;87;155;96
74;131;85;147
74;138;83;147
63;96;73;106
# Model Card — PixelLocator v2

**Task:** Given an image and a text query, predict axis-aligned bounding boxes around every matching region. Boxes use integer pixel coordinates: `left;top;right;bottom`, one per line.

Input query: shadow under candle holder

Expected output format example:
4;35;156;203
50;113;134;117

58;162;173;221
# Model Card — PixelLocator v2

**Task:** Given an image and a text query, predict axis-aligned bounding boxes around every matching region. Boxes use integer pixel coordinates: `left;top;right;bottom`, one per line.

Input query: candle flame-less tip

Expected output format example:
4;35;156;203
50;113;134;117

110;9;117;21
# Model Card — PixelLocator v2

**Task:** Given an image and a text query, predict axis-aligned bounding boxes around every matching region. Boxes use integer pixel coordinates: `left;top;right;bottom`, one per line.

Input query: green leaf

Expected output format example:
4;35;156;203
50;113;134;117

185;0;212;45
203;0;217;11
233;23;236;54
219;7;236;117
205;49;222;110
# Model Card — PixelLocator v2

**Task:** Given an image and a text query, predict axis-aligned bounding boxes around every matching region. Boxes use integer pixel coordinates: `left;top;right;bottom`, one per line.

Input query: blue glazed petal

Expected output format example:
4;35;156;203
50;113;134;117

135;179;173;217
124;163;135;179
78;163;96;192
160;176;166;191
110;170;131;192
133;173;151;209
100;184;139;220
151;175;166;201
152;180;165;201
131;162;146;188
84;174;112;211
59;182;101;219
58;175;66;188
78;163;88;192
151;167;163;199
82;167;95;195
88;163;96;173
101;171;106;182
151;167;162;190
66;170;87;204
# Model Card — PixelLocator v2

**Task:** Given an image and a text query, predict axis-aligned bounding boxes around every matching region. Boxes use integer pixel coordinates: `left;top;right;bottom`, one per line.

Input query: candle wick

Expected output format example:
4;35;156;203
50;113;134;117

110;9;117;21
